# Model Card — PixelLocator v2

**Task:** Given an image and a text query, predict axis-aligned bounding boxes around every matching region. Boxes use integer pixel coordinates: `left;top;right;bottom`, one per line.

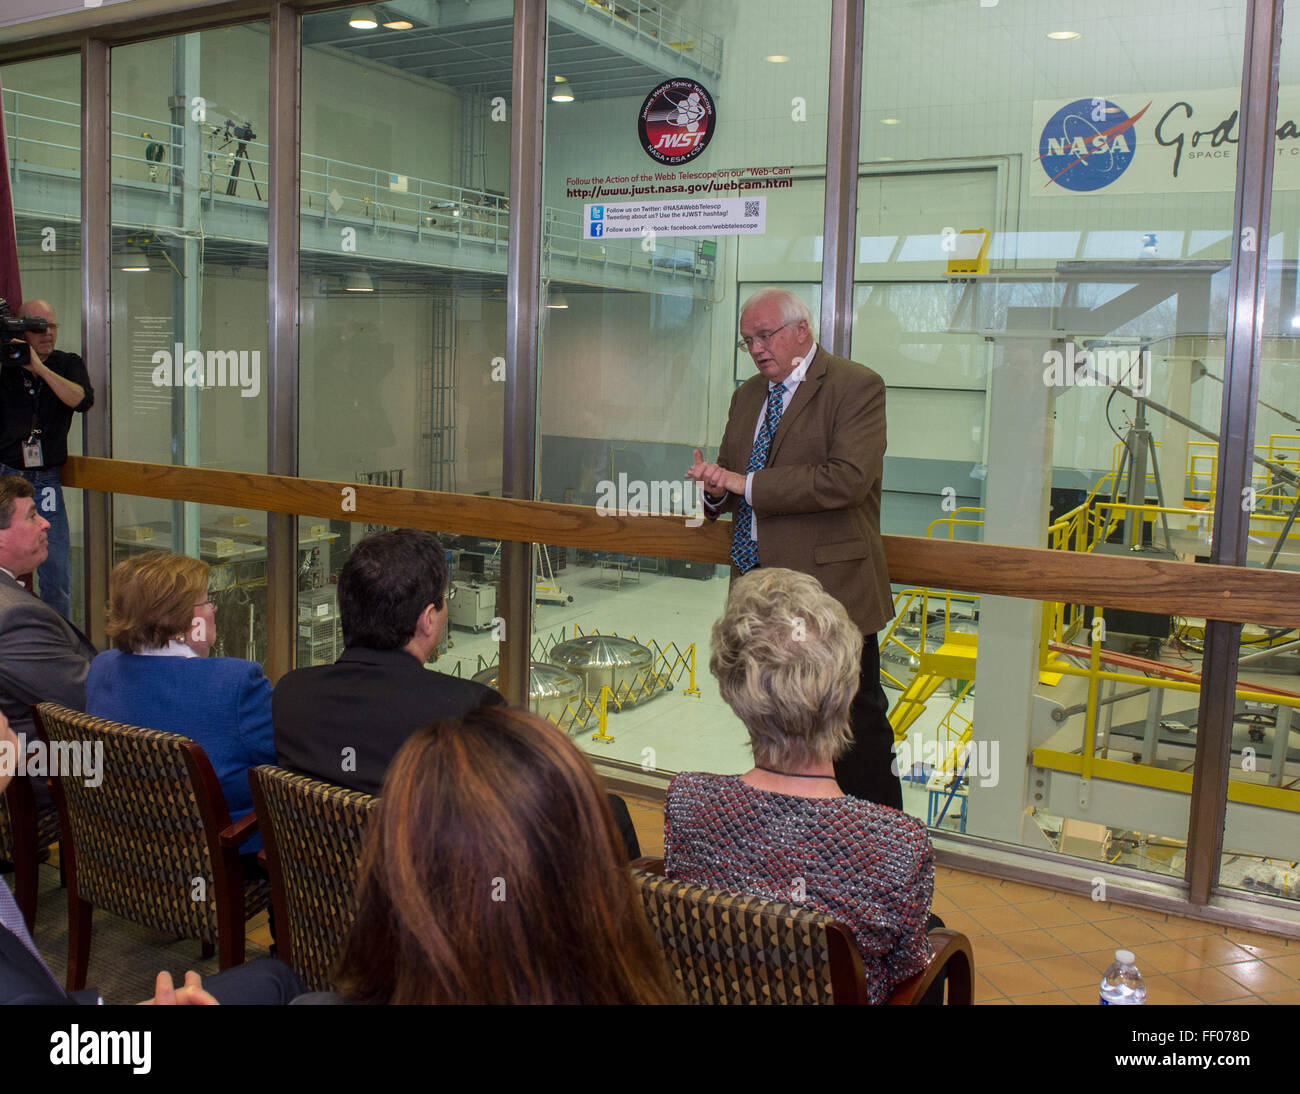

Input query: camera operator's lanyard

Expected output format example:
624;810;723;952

21;373;43;468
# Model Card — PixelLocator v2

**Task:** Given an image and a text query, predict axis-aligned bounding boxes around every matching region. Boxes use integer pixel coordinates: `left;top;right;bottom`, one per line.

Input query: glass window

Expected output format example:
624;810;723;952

2;53;85;626
1223;21;1300;907
298;3;509;495
296;3;514;667
109;26;270;652
1220;613;1300;909
855;2;1252;880
538;0;832;777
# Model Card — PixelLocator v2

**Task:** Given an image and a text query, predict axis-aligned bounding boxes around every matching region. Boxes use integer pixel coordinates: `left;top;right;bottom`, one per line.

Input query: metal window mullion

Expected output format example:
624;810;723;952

1186;0;1283;905
499;0;545;705
266;0;301;681
819;0;865;355
81;38;111;648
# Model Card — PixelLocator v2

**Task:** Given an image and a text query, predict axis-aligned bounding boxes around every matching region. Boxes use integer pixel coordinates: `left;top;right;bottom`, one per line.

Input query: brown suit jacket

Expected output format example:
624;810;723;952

710;347;893;635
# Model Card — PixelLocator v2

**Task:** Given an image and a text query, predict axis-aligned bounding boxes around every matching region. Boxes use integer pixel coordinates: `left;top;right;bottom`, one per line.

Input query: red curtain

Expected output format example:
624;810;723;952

0;80;23;310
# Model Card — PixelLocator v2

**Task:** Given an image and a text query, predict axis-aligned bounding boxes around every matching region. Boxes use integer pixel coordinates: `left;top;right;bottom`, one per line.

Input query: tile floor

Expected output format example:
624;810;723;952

622;797;1300;1005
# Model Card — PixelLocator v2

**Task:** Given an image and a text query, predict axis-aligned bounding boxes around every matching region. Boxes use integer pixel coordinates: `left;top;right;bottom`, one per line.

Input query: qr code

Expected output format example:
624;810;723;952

744;200;760;218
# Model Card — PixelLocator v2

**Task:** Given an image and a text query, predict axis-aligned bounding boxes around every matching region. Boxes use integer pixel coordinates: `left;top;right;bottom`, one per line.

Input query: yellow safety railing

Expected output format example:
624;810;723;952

883;441;1300;813
1187;435;1300;545
935;679;975;775
1035;608;1300;812
925;506;985;541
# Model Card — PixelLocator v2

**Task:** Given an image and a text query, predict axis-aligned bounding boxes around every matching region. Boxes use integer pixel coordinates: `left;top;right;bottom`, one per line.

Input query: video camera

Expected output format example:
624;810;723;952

0;297;47;368
223;118;256;143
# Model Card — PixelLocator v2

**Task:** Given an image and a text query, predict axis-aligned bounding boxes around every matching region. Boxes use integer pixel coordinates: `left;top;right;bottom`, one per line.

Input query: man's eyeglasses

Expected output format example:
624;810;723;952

736;322;792;354
195;597;216;609
444;583;457;602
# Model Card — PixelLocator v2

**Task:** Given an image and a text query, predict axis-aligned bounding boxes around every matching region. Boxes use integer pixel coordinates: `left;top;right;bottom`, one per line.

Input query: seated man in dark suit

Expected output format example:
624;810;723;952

273;529;641;858
0;476;96;810
0;709;304;1005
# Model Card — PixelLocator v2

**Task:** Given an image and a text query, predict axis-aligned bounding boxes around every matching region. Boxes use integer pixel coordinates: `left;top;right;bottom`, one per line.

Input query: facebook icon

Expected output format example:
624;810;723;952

590;222;604;237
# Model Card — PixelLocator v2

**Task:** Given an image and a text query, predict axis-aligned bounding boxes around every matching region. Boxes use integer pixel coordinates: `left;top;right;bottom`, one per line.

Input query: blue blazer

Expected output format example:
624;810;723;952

85;651;275;851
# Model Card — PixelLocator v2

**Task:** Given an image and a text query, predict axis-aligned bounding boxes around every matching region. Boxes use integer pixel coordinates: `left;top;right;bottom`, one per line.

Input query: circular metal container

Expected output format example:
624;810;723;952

547;634;656;706
473;661;585;724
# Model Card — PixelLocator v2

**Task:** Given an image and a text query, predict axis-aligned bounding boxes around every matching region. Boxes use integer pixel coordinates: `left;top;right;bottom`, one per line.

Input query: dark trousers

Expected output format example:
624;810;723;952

203;958;307;1005
833;633;903;809
607;793;641;861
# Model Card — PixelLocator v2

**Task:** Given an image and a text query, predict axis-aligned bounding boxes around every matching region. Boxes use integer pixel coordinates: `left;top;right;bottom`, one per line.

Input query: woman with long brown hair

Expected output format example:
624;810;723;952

330;706;679;1004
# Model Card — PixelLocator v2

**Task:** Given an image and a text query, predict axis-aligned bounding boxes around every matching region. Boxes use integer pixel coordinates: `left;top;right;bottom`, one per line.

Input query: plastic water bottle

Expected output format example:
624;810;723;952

1100;949;1147;1005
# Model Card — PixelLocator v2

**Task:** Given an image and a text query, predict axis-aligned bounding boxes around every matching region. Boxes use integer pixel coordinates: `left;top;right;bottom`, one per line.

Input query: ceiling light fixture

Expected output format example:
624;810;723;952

880;117;901;126
1046;30;1081;40
349;7;378;29
383;19;413;30
551;90;575;103
115;245;150;272
344;271;375;292
547;290;570;309
764;54;790;63
553;75;568;83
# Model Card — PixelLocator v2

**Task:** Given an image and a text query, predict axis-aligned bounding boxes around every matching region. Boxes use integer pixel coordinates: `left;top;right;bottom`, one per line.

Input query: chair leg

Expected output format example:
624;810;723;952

14;840;38;931
217;914;246;970
66;893;92;992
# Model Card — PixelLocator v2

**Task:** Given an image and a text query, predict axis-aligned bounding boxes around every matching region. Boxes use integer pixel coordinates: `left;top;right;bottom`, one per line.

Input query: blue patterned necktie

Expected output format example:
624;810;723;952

731;383;786;573
0;878;58;985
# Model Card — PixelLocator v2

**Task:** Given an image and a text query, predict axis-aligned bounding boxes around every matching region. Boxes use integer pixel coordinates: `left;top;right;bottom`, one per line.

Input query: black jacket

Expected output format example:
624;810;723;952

272;646;504;796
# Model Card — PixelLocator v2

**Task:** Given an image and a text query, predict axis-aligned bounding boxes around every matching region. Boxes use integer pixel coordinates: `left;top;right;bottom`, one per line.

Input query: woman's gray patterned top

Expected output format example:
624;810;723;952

665;771;934;1004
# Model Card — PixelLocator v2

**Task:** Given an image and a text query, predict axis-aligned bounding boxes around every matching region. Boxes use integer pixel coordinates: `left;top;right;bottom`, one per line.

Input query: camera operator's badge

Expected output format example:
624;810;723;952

21;436;43;468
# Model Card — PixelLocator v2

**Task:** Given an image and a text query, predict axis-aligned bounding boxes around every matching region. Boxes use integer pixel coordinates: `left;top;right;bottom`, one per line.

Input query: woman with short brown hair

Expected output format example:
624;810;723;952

331;706;680;1005
105;550;214;655
86;550;274;853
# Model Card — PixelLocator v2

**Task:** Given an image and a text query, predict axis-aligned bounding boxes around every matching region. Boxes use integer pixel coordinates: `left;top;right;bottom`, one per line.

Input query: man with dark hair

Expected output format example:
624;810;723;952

0;475;95;783
273;529;642;858
0;299;94;619
274;529;496;796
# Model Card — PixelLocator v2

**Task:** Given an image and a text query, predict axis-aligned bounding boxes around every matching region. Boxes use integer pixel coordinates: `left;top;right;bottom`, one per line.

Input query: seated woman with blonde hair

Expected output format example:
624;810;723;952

321;706;680;1005
85;550;274;852
665;567;935;1004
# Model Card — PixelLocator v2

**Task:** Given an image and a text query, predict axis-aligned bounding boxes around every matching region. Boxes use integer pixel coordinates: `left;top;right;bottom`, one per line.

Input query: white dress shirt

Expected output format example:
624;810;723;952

706;345;818;543
135;639;199;658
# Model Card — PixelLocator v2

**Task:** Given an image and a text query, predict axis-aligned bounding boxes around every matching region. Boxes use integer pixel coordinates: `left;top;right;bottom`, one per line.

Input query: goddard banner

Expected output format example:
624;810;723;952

1031;88;1300;196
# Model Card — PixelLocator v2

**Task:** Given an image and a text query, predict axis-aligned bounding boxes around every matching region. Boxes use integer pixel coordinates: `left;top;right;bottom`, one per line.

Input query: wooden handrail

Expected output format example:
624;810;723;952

63;456;1300;626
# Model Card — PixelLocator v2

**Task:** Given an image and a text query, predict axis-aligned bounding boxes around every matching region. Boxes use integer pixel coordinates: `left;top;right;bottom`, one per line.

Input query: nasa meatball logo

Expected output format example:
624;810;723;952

638;78;716;165
1038;97;1150;192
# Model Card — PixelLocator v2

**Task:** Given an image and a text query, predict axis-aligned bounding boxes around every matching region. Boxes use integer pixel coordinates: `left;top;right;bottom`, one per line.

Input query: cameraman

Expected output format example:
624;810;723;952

0;299;93;619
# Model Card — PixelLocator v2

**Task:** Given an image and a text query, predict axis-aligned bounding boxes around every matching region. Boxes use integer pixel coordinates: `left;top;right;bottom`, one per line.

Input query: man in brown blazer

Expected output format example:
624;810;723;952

688;288;901;808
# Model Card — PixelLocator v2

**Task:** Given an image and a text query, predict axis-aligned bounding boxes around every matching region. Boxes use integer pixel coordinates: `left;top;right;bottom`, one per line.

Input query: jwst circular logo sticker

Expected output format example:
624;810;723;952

638;78;716;165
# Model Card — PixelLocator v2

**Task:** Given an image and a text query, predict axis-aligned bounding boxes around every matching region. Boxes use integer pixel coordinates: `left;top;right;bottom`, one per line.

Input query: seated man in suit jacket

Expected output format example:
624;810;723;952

0;476;96;809
273;529;642;859
0;708;305;1005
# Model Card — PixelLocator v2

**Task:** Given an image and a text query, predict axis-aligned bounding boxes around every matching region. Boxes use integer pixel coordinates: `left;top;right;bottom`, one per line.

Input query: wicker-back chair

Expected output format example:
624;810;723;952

0;771;61;929
34;702;270;990
248;765;376;991
632;859;973;1005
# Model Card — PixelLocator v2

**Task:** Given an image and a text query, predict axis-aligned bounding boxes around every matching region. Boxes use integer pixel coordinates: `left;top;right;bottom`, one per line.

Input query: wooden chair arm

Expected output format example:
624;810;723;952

219;810;259;848
886;928;974;1005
